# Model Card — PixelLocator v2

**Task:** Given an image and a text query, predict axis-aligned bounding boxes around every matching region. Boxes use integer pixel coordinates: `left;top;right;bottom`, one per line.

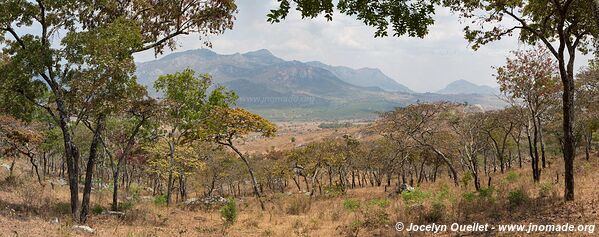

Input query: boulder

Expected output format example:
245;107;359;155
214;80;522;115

393;183;414;194
104;211;125;217
183;196;227;209
72;225;95;234
1;163;11;172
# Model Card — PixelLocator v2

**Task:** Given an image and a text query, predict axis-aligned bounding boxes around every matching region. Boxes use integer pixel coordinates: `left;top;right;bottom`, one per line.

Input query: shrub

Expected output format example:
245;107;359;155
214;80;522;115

338;220;362;237
18;187;42;207
54;202;71;215
343;199;361;211
424;202;445;223
401;189;430;205
508;188;528;207
154;195;167;206
361;207;389;228
461;172;473;188
286;196;310;215
91;204;105;215
505;171;520;183
435;184;451;201
323;184;345;197
538;182;554;198
462;192;477;202
368;198;390;208
478;187;496;203
220;198;237;226
119;200;135;211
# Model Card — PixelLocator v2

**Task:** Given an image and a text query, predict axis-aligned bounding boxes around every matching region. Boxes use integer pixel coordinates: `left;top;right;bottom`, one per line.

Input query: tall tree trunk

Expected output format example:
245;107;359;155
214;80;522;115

537;116;547;168
57;102;81;221
531;118;541;182
560;60;576;201
585;131;592;161
80;114;106;223
227;144;265;210
166;137;175;206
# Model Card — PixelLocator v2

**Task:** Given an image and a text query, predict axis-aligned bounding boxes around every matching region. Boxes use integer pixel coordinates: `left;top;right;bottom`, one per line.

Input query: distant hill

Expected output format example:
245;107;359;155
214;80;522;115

135;49;505;120
136;49;383;101
436;80;499;95
305;61;412;93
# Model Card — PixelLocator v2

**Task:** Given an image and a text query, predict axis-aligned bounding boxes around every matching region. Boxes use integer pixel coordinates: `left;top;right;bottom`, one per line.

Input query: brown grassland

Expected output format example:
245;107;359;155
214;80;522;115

0;122;597;237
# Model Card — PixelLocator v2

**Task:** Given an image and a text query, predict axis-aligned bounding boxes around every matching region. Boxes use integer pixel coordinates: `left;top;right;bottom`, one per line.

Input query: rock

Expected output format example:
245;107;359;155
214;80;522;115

72;225;95;234
104;211;125;217
183;196;227;209
1;163;11;171
53;178;67;186
201;196;227;205
182;198;199;205
393;183;414;194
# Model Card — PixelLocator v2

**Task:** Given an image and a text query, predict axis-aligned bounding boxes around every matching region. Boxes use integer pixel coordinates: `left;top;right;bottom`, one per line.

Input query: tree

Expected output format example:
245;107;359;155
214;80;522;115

0;115;45;185
1;0;237;221
576;60;599;160
203;107;277;210
101;97;156;211
481;110;516;174
448;110;486;190
378;102;460;186
153;68;236;205
496;46;560;182
267;0;437;38
444;0;597;201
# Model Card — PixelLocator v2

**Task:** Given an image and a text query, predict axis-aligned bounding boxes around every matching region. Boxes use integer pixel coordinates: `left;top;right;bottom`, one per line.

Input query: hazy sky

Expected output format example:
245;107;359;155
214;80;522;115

133;1;591;93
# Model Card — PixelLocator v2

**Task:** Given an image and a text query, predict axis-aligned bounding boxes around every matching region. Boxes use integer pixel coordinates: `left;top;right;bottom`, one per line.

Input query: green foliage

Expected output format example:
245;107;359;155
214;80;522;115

323;184;346;197
401;189;431;205
318;122;352;129
538;182;554;198
367;198;390;208
120;200;135;211
478;187;495;200
505;171;520;183
462;192;477;202
220;198;238;226
461;172;473;188
154;195;167;206
424;202;445;223
508;188;528;207
361;207;389;228
91;204;105;215
267;0;437;38
435;184;451;202
342;199;361;211
347;220;363;236
54;202;71;215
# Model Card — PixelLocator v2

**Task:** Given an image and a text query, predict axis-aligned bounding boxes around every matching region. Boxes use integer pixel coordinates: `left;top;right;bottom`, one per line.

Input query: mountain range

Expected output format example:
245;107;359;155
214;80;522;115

135;49;504;120
436;79;499;95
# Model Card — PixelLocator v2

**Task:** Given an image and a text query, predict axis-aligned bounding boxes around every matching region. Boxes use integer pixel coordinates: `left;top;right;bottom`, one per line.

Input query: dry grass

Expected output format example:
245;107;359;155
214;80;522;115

1;152;598;236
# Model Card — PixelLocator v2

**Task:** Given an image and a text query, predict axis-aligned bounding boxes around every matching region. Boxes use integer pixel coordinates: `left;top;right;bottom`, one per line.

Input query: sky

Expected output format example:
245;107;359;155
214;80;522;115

133;1;591;93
